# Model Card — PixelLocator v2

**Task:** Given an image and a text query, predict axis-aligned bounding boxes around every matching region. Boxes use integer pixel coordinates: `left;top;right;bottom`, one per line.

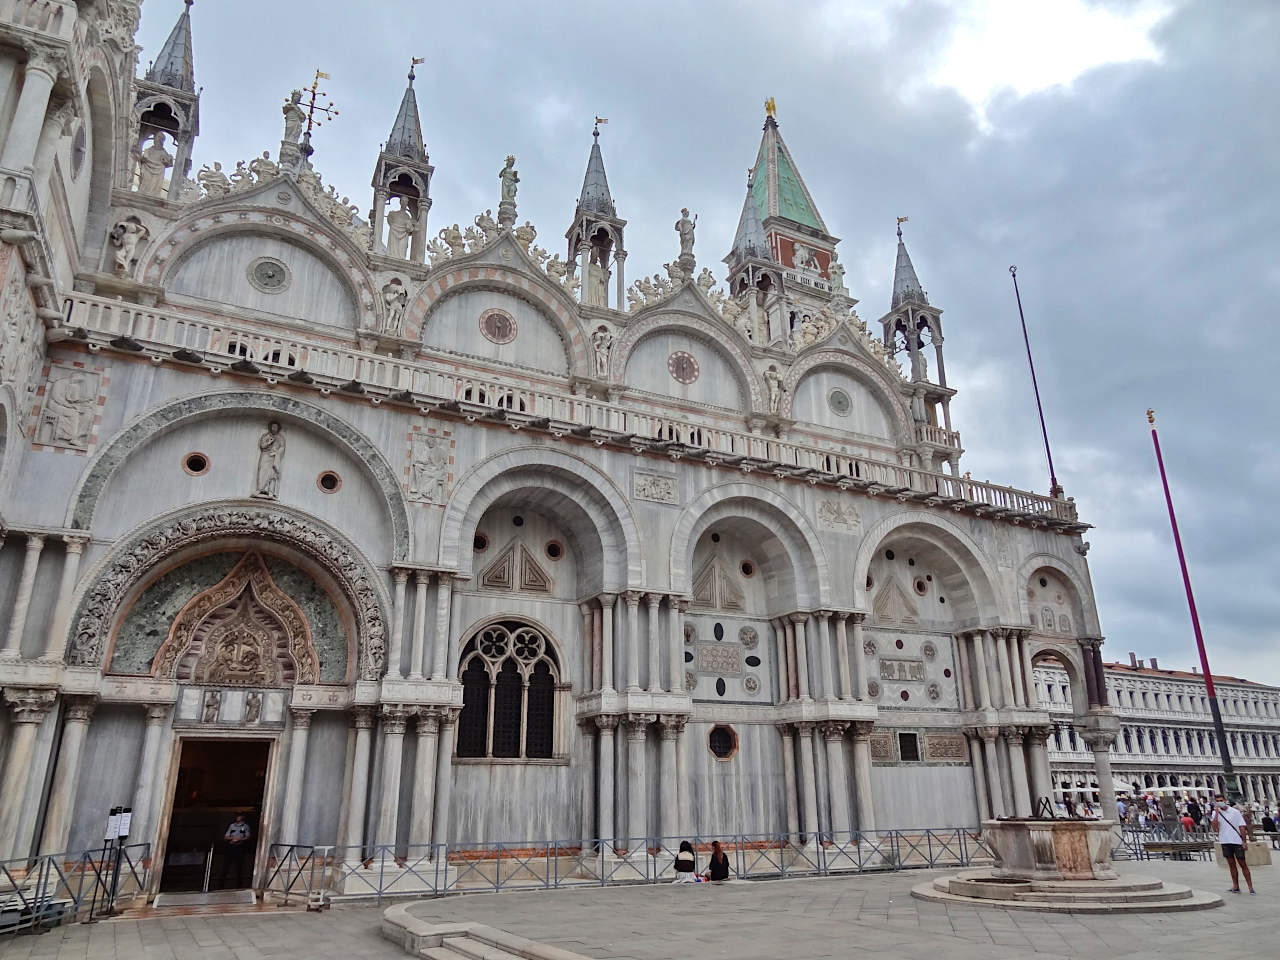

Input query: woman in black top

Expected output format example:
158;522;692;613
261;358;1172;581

703;840;730;881
674;840;697;882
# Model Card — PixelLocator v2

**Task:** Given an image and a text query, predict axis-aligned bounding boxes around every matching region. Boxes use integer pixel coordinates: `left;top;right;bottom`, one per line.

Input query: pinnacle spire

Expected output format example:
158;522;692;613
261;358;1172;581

385;59;427;161
892;220;928;309
751;109;827;233
576;121;615;217
146;0;196;93
726;170;772;265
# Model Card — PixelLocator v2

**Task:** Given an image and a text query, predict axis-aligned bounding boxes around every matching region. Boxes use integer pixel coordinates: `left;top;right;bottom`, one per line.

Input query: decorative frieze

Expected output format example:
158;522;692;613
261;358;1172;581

632;469;679;505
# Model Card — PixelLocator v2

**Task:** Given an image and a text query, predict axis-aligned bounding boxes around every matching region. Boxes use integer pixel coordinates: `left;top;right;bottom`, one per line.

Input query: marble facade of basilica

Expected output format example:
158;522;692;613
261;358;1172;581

0;3;1115;892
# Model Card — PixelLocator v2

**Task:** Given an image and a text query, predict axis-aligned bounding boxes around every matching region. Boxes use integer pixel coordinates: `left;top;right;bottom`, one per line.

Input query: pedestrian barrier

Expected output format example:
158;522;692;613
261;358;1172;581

0;844;150;936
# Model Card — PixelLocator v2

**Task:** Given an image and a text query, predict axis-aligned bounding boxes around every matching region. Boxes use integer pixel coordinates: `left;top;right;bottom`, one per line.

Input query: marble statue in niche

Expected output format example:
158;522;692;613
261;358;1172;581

136;132;173;197
252;421;286;499
244;691;262;724
382;278;408;336
590;327;613;378
202;689;221;723
37;369;98;448
282;90;305;143
409;434;450;504
385;197;415;260
108;217;149;277
763;366;784;413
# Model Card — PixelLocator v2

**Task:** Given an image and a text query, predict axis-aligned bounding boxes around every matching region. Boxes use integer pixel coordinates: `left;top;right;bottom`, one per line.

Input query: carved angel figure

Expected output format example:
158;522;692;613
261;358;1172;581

529;245;550;268
475;209;498;242
249;150;279;182
229;160;253;192
108;217;149;277
663;261;684;286
463;225;485;253
545;253;567;283
652;273;672;296
696;266;716;296
197;161;230;197
513;220;537;252
637;276;657;300
439;223;466;256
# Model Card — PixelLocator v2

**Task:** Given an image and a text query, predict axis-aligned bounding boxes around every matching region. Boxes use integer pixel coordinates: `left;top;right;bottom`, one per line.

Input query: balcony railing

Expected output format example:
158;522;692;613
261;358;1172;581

1;0;76;41
61;293;1083;527
914;422;962;449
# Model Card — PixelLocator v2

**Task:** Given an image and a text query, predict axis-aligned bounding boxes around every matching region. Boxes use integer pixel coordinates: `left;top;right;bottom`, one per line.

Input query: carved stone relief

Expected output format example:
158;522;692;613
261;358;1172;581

633;470;678;505
407;427;452;505
817;499;860;531
35;367;100;450
925;733;968;761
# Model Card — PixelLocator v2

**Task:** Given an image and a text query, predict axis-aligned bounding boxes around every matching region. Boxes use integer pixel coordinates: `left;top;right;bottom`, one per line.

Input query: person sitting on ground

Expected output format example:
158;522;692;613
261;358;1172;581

1262;811;1279;850
674;840;699;883
703;840;730;882
1210;794;1256;895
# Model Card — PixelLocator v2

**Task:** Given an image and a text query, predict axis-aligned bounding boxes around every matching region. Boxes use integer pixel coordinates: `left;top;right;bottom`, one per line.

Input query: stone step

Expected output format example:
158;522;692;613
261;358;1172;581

442;936;526;960
1013;884;1193;904
1030;876;1165;893
422;948;472;960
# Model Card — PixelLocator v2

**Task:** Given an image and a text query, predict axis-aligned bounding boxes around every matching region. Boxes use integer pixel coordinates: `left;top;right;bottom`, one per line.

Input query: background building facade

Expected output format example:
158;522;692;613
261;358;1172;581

0;3;1114;892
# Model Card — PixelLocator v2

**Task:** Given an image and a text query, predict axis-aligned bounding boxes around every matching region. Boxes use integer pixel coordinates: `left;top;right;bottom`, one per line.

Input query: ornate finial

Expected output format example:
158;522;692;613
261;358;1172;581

896;215;909;239
409;56;425;84
1009;264;1017;277
300;69;339;138
1147;408;1156;425
764;97;777;118
593;116;608;138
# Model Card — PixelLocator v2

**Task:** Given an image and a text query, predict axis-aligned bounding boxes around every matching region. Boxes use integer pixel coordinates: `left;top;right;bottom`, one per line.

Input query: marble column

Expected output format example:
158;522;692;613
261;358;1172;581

590;602;603;691
667;599;683;696
625;593;642;692
851;721;876;833
408;571;430;680
646;594;663;693
429;574;452;681
625;714;651;842
981;727;1006;818
954;633;975;710
279;709;314;843
1084;730;1118;820
970;631;994;710
797;723;820;841
596;715;618;842
1006;728;1031;816
344;709;375;855
994;630;1016;709
791;614;812;701
578;602;594;693
784;619;799;700
1007;632;1026;707
388;569;409;679
822;722;851;835
578;721;596;849
376;707;409;849
126;703;170;854
410;709;440;848
968;732;990;821
40;697;96;855
0;50;59;172
834;614;853;701
814;612;835;700
1019;633;1038;708
659;716;682;840
432;710;458;847
600;594;616;693
1026;727;1053;812
43;537;86;661
850;614;868;700
773;620;790;703
2;535;45;658
336;723;357;849
779;725;800;841
675;718;692;838
0;690;55;859
1080;641;1100;706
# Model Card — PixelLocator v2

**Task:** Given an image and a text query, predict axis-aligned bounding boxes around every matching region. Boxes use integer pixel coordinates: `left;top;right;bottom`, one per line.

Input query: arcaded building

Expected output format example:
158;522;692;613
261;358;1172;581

0;3;1119;892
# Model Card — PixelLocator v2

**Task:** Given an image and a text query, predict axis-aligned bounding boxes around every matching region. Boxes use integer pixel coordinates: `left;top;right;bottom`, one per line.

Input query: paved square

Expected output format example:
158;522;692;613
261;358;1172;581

1;859;1274;960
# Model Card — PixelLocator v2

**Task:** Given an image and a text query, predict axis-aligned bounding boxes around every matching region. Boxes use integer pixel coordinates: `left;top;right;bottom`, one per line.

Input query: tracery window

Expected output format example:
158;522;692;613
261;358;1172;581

456;620;562;760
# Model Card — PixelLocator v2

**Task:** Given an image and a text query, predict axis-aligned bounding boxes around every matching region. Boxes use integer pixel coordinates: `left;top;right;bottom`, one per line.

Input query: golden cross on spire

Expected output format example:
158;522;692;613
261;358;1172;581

301;69;339;136
764;97;777;118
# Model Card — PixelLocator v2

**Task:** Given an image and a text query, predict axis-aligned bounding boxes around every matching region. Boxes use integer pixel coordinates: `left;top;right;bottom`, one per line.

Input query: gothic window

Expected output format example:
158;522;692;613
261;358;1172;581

455;621;562;760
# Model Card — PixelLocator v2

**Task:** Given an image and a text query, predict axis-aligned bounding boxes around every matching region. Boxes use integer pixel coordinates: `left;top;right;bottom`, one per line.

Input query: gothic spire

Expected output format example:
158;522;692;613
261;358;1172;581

751;111;828;233
726;170;772;264
146;0;196;93
385;60;427;162
891;220;928;309
576;121;615;217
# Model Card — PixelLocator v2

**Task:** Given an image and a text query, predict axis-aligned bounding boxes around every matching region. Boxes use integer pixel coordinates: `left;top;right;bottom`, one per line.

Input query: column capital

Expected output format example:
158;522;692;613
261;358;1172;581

820;720;849;741
788;612;810;624
352;706;376;730
437;706;460;726
644;592;663;609
392;568;411;585
1005;726;1027;745
23;533;46;551
676;597;690;612
594;713;620;732
144;703;170;723
834;611;850;623
3;688;56;722
61;535;88;555
1079;729;1116;752
21;44;65;80
64;695;98;724
851;720;875;740
416;707;441;735
623;591;642;607
1025;725;1051;746
624;712;655;737
597;592;617;607
380;704;413;734
848;611;867;624
978;725;1001;743
794;720;818;734
290;708;315;730
813;610;832;622
658;714;686;739
775;722;794;737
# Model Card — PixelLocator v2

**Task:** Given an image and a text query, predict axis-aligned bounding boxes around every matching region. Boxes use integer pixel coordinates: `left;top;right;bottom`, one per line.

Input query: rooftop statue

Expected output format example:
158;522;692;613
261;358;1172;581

675;207;697;257
136;132;173;197
499;155;519;203
282;90;305;143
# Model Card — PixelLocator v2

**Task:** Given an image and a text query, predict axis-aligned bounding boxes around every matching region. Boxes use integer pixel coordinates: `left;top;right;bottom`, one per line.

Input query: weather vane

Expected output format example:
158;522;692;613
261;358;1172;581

593;116;608;136
408;56;425;82
764;97;777;118
301;69;339;137
897;215;909;238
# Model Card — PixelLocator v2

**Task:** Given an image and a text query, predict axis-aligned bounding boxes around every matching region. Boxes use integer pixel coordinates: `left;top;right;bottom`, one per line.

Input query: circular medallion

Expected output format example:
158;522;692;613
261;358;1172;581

927;681;942;701
863;638;877;656
867;680;881;699
479;308;517;344
685;670;697;691
247;256;291;294
743;675;760;695
667;351;700;384
828;388;852;417
277;191;293;204
739;625;759;648
683;623;697;645
922;641;937;661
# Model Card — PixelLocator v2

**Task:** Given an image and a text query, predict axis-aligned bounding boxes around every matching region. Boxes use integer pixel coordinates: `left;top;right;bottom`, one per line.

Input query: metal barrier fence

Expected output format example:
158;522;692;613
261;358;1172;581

263;828;992;905
0;844;150;935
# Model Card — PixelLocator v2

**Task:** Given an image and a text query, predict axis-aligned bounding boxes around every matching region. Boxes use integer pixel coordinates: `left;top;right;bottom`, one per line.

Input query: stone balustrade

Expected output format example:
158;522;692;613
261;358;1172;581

61;291;1083;529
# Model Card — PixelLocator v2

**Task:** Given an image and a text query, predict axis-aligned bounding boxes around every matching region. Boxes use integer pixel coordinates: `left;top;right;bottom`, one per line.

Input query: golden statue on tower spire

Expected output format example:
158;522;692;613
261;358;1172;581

764;97;777;119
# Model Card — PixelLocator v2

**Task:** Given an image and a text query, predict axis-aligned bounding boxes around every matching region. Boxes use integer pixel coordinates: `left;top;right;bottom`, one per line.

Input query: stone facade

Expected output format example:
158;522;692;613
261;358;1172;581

0;3;1115;893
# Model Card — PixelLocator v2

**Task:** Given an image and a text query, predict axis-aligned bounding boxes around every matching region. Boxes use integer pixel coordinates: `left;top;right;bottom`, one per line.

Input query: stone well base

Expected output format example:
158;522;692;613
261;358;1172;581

911;869;1223;913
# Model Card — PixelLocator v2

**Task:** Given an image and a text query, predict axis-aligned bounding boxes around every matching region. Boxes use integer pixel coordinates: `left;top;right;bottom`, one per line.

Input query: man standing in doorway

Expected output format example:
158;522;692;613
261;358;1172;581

222;812;253;889
1210;795;1255;895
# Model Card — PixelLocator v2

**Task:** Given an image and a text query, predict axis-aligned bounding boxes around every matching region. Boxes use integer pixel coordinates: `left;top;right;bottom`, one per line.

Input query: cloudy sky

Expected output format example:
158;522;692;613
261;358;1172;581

136;0;1279;683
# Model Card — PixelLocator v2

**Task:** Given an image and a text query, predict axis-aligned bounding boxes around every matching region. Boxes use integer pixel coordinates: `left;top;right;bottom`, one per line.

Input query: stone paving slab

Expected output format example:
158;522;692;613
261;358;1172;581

0;859;1274;960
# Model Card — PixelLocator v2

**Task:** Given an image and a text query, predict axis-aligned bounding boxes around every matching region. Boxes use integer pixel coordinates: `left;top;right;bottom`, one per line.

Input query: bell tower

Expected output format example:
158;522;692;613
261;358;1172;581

371;59;433;262
132;0;199;202
566;121;626;309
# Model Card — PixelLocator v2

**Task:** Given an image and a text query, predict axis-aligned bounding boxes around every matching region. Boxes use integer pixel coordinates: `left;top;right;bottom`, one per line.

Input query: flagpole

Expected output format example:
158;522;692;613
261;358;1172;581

1009;266;1062;498
1147;409;1239;802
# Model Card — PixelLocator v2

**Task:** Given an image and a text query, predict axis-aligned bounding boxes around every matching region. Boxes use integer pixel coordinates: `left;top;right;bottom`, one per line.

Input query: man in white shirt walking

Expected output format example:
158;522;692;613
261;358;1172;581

1210;794;1255;895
